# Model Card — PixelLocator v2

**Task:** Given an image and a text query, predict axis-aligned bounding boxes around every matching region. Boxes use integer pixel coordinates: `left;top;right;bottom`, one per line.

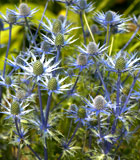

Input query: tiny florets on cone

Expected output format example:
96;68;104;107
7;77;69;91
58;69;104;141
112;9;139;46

16;90;26;100
79;0;87;10
77;107;86;118
19;3;30;16
52;19;62;34
94;95;106;110
7;13;16;24
105;11;114;22
115;56;126;71
87;42;98;54
91;24;99;34
5;76;12;85
77;54;87;66
11;101;20;115
48;77;58;90
70;104;77;111
33;60;44;76
55;33;64;46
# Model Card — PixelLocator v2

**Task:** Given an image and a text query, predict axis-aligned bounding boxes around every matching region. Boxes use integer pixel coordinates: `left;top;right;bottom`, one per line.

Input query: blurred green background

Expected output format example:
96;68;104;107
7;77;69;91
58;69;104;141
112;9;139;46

0;0;140;159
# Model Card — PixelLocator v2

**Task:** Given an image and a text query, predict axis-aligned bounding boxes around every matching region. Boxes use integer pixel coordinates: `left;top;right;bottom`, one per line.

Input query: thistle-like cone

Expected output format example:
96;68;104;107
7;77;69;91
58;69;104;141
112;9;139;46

55;33;64;46
19;3;30;16
0;19;4;31
77;54;87;66
91;24;99;34
58;15;65;23
79;0;87;10
67;68;74;77
33;60;44;76
7;13;16;24
41;41;50;52
94;95;106;110
48;77;58;90
137;15;140;26
52;19;62;34
105;11;114;22
70;104;77;111
87;42;98;54
16;90;25;100
11;101;20;115
5;76;12;85
115;56;126;71
77;107;86;118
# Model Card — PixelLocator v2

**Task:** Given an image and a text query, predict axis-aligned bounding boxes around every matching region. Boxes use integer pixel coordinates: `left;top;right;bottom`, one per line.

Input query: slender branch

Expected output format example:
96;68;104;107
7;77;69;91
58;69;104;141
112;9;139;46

25;17;37;46
45;92;52;125
17;143;20;160
121;26;139;52
34;0;49;40
80;11;86;45
38;85;45;125
83;12;95;43
116;72;121;115
3;24;12;78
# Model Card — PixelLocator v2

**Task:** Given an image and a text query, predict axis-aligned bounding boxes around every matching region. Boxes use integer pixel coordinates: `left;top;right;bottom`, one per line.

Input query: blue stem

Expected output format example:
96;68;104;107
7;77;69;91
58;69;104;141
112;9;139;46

34;0;49;40
95;61;111;102
38;85;45;125
80;11;86;45
3;24;12;78
25;17;37;46
116;72;121;115
121;69;140;114
121;26;139;52
45;92;52;126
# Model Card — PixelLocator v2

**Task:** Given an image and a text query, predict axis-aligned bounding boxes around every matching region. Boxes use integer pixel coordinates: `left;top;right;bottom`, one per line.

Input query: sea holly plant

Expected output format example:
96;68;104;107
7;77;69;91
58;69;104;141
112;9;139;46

0;0;140;160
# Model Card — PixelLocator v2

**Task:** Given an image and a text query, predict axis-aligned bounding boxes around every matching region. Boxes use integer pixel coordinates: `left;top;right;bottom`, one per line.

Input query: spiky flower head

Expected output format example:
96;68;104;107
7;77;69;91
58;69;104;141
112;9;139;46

55;33;64;46
67;68;74;77
16;90;26;100
48;77;58;90
115;56;126;71
70;104;77;111
105;11;114;22
11;101;20;115
33;60;44;76
94;95;106;110
5;76;12;85
7;13;16;24
58;15;65;23
79;0;87;10
41;41;50;52
0;18;4;31
91;24;99;34
77;107;86;118
87;42;98;54
19;3;30;16
52;19;62;34
77;54;87;66
137;15;140;26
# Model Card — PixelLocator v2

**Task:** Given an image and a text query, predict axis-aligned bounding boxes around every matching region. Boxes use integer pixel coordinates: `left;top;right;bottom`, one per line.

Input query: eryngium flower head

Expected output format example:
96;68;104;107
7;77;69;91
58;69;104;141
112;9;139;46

48;77;58;90
0;18;4;31
19;3;30;16
91;24;100;34
105;11;114;22
115;56;126;71
7;13;16;24
33;60;44;76
94;95;106;110
16;89;26;100
79;0;87;10
55;33;64;46
11;101;20;115
52;19;62;34
87;42;98;54
77;107;86;118
77;54;87;66
58;15;65;23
